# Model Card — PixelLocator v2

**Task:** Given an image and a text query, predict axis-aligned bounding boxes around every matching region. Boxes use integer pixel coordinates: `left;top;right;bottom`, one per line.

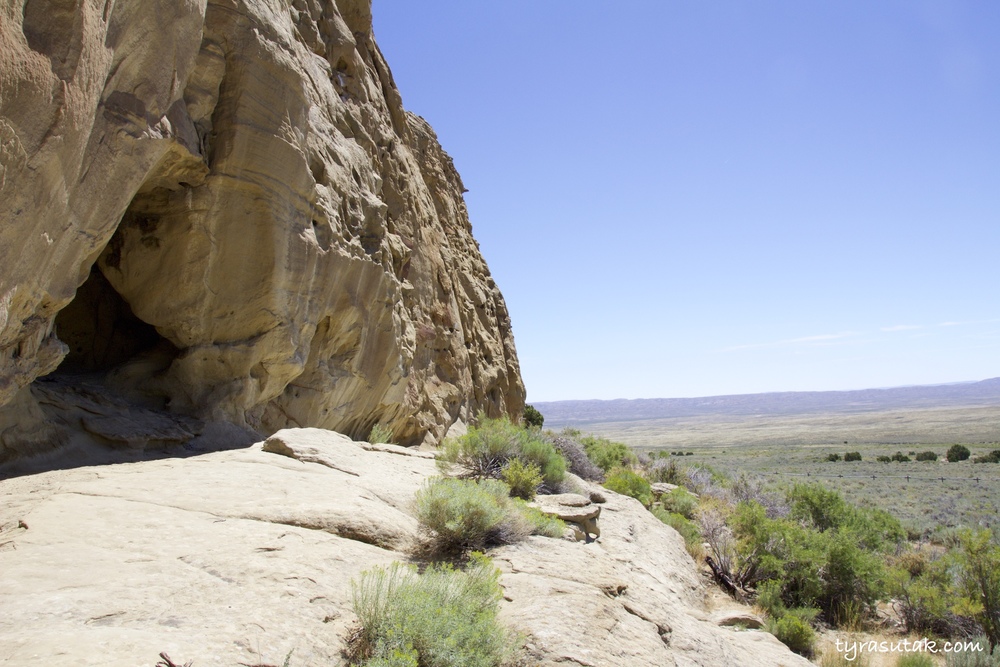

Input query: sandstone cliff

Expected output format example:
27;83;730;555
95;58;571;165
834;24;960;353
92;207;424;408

0;0;523;461
0;428;813;666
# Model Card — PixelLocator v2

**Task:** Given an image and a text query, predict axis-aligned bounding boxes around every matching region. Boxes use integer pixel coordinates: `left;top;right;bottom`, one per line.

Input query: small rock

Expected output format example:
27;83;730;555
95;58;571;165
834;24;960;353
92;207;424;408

711;611;765;630
531;493;601;541
651;483;698;499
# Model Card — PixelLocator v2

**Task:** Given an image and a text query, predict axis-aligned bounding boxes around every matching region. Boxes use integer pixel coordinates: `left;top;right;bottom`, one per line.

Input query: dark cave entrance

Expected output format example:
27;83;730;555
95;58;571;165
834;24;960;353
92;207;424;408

53;262;177;375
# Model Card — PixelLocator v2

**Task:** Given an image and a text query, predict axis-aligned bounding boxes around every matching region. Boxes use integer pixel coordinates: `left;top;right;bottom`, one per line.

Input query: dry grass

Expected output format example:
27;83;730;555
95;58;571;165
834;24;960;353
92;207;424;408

569;405;1000;450
814;630;949;667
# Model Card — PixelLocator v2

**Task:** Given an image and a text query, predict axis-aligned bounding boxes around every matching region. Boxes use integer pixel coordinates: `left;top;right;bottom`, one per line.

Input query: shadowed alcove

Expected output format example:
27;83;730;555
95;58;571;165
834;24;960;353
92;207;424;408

53;263;176;375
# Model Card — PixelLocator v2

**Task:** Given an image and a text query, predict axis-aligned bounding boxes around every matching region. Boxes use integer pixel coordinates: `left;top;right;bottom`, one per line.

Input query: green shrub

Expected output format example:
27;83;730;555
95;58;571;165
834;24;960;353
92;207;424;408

756;579;787;618
413;478;565;554
580;435;637;473
953;529;1000;652
501;459;542;500
844;452;862;462
369;423;394;444
661;487;698;520
440;419;521;479
731;501;827;605
351;554;520;667
824;531;887;623
603;467;653;507
974;450;1000;464
726;487;901;625
440;417;565;489
522;405;544;429
519;437;566;489
788;483;904;551
891;532;1000;648
896;654;935;667
948;445;972;462
945;636;1000;667
915;451;938;462
889;555;963;637
652;507;702;558
511;500;565;538
892;451;912;462
767;612;816;657
414;478;513;552
647;458;684;484
545;434;604;481
788;483;854;532
877;455;892;463
827;453;842;462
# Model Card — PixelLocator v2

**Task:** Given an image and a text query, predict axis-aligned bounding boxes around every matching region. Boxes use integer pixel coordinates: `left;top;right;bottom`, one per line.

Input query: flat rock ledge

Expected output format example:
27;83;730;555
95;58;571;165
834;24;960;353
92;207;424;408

530;493;602;541
0;428;811;667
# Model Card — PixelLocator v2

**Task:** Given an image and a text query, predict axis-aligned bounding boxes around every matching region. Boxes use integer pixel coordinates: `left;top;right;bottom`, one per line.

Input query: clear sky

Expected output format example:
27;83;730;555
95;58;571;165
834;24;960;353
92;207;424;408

373;1;1000;402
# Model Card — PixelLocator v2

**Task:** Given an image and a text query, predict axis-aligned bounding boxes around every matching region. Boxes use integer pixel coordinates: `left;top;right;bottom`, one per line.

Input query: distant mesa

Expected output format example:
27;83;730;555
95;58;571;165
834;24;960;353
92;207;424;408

535;377;1000;427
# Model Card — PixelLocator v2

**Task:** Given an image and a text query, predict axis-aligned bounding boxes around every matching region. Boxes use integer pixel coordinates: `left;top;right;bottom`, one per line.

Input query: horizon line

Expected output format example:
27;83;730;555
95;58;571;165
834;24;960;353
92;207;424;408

530;376;999;405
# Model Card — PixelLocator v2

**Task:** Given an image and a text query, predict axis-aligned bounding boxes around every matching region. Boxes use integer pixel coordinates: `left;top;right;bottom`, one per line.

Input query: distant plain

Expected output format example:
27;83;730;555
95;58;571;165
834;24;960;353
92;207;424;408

538;382;1000;537
546;404;1000;450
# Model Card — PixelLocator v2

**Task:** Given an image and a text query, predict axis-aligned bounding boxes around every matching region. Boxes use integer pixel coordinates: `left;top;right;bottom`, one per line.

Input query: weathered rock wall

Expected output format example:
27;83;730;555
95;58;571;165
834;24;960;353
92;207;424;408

0;0;524;459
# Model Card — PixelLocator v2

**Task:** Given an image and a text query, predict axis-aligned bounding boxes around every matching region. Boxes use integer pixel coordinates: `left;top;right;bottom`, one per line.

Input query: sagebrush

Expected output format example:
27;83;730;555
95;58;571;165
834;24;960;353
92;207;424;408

440;417;565;490
414;477;562;553
350;554;521;667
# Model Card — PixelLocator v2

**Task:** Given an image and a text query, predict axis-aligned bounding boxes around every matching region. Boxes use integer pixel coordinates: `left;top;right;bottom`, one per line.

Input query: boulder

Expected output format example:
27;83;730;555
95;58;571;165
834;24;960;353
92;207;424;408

712;611;767;630
531;492;602;541
651;482;698;499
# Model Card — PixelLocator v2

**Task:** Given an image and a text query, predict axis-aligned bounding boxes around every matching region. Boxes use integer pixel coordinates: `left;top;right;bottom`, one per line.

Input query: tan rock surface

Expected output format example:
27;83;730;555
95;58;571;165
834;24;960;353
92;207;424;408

0;429;437;665
496;483;812;667
0;429;812;666
531;492;602;541
0;0;523;463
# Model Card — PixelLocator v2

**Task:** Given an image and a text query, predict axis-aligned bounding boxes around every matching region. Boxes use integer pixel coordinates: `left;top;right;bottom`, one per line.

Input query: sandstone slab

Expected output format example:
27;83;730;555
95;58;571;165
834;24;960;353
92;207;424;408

1;432;813;666
495;479;814;667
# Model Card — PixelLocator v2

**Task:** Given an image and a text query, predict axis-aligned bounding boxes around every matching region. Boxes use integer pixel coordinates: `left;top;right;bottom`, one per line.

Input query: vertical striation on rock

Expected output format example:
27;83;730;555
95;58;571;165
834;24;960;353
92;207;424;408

0;0;524;460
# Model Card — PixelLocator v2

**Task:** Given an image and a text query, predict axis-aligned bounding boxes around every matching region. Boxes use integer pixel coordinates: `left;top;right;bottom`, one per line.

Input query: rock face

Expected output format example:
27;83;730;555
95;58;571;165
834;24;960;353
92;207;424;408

0;0;523;462
0;428;813;667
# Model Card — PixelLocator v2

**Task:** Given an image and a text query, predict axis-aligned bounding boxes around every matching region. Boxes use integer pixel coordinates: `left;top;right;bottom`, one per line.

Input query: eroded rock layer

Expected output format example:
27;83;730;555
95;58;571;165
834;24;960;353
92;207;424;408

0;0;524;458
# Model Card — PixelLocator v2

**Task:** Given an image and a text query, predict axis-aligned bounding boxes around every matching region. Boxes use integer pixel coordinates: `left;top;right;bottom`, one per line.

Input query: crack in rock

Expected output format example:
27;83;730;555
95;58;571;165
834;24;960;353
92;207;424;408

622;601;672;646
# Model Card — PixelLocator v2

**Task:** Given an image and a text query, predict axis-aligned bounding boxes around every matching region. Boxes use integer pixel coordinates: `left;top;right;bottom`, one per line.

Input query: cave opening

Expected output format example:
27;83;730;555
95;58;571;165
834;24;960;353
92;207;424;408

52;262;177;376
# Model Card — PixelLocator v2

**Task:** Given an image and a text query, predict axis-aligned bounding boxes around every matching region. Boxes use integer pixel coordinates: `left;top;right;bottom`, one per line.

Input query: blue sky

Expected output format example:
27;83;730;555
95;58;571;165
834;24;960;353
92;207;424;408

373;1;1000;401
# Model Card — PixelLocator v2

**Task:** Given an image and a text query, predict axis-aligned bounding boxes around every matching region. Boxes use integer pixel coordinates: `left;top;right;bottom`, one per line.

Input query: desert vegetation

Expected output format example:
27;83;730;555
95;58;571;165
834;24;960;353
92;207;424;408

522;404;545;428
438;416;565;492
542;427;1000;659
413;477;562;555
415;418;569;557
348;417;572;666
350;554;521;667
351;412;1000;664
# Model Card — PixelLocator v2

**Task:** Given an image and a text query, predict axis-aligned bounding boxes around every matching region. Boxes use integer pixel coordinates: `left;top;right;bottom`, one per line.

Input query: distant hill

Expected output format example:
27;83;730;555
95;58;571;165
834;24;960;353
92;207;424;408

534;377;1000;428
